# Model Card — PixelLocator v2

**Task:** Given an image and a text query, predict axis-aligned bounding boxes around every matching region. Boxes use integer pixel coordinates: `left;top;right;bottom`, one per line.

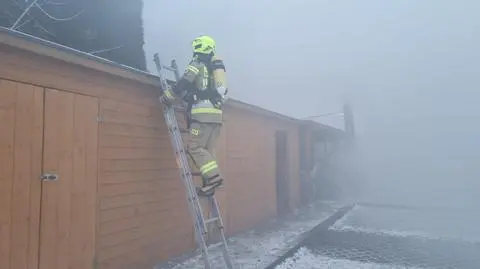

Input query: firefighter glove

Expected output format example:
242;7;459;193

160;87;176;105
211;96;225;109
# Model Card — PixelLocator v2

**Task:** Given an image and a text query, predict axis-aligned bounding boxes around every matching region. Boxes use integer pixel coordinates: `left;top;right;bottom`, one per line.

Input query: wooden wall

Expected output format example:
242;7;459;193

0;43;193;269
1;81;44;269
222;106;300;234
0;35;303;269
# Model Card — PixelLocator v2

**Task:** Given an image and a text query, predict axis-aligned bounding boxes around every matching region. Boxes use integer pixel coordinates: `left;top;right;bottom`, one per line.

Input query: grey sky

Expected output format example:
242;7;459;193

143;0;480;208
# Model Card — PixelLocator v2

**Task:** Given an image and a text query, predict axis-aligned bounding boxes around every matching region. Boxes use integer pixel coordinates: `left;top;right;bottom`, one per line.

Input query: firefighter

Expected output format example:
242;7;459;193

160;35;228;196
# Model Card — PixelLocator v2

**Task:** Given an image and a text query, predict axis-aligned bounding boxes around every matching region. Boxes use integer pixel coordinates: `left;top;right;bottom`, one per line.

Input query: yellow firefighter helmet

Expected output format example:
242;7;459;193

192;35;216;55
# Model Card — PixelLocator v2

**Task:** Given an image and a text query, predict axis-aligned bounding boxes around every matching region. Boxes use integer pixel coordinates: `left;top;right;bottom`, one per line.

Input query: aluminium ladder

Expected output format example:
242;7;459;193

153;53;235;269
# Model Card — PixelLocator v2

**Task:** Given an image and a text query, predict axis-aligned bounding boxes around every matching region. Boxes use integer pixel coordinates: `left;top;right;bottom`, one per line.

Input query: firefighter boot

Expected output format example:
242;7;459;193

197;175;223;196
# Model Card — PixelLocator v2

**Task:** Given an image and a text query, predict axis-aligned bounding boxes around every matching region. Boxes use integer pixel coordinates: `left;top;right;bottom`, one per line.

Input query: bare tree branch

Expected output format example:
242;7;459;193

9;0;83;31
40;0;69;6
35;2;84;21
10;0;40;29
89;45;124;55
15;18;33;30
7;0;46;31
33;20;56;37
4;0;136;68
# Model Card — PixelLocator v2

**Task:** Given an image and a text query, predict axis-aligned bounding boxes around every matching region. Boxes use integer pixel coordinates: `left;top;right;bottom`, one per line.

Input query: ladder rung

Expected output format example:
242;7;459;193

163;65;176;72
172;105;184;110
205;239;227;250
205;217;220;225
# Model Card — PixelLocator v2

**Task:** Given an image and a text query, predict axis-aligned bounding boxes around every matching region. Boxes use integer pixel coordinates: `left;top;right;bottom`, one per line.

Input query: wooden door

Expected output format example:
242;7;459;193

298;125;309;205
275;130;290;215
39;89;99;269
0;80;44;269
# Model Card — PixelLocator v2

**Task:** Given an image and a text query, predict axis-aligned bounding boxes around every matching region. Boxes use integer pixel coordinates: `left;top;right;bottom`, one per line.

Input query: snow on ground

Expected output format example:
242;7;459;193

330;204;480;243
156;201;345;269
274;247;427;269
270;203;480;269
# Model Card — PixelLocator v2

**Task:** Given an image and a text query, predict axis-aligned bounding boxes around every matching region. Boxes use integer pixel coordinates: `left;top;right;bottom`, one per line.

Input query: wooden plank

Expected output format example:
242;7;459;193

98;209;184;236
101;110;162;128
100;135;165;149
73;93;99;269
0;81;17;269
101;122;166;139
10;84;44;269
99;179;182;197
99;170;179;184
97;221;191;262
98;213;192;249
39;89;72;269
39;89;99;269
100;98;157;117
99;201;186;223
100;159;174;172
98;232;193;269
28;86;44;269
100;147;170;160
100;207;137;224
99;189;183;210
0;80;43;269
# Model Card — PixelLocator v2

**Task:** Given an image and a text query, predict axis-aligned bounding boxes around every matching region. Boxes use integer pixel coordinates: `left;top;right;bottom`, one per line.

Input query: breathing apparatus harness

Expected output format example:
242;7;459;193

182;53;226;127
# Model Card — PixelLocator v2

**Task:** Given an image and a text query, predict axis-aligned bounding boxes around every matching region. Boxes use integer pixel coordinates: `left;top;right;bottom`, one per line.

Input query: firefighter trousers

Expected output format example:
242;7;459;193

187;121;223;188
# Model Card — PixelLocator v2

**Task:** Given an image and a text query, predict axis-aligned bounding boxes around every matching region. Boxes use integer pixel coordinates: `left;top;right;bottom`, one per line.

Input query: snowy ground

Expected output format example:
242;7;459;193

275;247;426;269
330;204;480;243
156;201;345;269
157;202;480;269
273;204;480;269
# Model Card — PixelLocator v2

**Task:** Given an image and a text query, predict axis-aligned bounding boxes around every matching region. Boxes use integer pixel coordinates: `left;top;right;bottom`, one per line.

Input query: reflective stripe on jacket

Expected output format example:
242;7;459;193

169;57;224;123
187;59;223;123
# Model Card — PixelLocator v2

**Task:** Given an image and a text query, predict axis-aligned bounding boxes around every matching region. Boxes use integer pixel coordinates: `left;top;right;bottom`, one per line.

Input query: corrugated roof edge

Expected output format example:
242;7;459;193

0;27;343;132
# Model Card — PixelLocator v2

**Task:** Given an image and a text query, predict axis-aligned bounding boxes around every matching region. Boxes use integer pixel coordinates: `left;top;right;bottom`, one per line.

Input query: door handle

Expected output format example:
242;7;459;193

40;173;59;181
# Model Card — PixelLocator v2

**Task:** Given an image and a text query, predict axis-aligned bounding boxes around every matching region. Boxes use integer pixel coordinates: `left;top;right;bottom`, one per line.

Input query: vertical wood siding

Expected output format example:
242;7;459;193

0;42;307;269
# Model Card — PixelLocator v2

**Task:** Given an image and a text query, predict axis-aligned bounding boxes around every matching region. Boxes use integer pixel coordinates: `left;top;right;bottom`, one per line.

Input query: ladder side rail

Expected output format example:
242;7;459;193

155;59;209;236
210;196;235;268
164;106;208;233
160;56;210;233
163;106;212;269
157;58;209;236
164;106;213;269
154;54;213;268
153;55;195;198
169;110;210;235
165;59;212;237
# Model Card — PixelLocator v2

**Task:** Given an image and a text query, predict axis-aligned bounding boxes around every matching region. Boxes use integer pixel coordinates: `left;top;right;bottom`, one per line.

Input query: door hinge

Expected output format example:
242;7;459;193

40;173;58;181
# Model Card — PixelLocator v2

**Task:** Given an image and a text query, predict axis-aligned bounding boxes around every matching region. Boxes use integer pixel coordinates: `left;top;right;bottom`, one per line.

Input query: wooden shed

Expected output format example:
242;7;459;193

298;120;349;203
0;28;340;269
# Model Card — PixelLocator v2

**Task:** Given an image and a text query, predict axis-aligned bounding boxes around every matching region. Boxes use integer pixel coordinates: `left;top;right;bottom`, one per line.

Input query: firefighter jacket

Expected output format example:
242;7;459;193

164;57;225;123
